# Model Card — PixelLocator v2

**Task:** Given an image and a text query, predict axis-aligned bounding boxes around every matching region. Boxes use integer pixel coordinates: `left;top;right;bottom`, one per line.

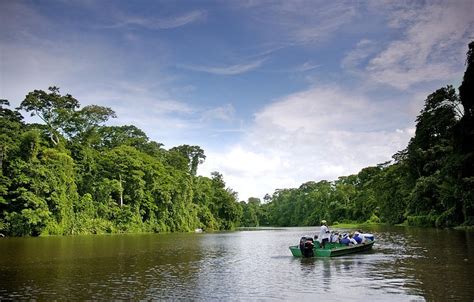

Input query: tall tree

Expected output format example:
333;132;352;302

456;41;474;224
18;87;79;145
459;41;474;119
406;86;458;179
170;145;206;175
65;104;116;144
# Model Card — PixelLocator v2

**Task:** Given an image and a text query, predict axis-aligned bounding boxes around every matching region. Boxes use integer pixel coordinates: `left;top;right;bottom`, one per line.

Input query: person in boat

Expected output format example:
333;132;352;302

340;233;358;245
299;236;315;257
318;220;330;248
340;234;350;245
353;231;366;244
330;231;340;243
349;233;358;245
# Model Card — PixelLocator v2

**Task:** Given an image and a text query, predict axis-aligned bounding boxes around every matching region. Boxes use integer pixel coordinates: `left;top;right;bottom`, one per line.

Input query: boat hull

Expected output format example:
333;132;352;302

289;241;374;257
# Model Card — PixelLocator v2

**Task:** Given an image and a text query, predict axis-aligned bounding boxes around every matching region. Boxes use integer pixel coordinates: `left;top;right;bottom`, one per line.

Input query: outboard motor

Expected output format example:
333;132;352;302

299;236;314;258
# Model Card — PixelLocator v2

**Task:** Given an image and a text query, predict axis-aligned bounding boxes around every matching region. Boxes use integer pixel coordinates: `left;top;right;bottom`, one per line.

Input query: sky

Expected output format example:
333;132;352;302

1;0;473;201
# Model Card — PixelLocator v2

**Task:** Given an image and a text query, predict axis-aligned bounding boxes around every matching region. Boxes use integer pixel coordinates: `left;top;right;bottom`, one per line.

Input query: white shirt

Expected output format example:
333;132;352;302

357;234;366;243
349;237;358;245
319;225;330;241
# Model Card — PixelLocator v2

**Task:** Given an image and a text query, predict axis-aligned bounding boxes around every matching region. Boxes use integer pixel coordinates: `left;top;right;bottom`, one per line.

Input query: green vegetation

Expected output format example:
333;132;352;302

1;42;473;236
240;42;474;229
0;90;242;236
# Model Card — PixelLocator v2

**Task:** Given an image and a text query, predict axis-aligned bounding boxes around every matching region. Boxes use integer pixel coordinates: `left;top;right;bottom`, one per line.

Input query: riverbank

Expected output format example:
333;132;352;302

330;222;384;229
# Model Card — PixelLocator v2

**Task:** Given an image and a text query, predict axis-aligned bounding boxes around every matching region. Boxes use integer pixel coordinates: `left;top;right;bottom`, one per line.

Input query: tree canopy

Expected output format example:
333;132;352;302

0;89;241;236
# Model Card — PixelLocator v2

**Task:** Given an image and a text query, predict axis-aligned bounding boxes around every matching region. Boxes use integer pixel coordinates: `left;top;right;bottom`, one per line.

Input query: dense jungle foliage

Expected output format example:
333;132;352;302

1;42;473;236
0;89;242;236
239;42;474;228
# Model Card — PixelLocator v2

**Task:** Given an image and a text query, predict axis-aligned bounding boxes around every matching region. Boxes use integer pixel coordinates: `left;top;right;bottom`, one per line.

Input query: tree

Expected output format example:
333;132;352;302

459;41;474;119
18;87;79;145
240;197;261;227
406;86;458;181
456;41;474;224
18;87;116;146
0;100;24;171
170;145;206;175
65;105;116;144
375;164;409;224
2;87;246;236
97;125;148;150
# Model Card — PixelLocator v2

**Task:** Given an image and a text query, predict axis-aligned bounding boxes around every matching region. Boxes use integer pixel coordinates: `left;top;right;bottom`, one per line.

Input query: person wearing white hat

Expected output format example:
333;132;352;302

318;220;330;248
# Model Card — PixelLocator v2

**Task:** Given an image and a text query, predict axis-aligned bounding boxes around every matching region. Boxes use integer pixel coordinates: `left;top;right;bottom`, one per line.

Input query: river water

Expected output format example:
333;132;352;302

0;226;473;301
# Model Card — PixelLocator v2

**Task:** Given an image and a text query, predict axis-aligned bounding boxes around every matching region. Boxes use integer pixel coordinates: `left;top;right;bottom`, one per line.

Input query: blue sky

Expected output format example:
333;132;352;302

1;0;473;201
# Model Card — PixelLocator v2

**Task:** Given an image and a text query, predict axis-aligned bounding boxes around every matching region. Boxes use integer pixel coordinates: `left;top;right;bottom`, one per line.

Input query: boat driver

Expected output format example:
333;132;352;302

318;220;330;248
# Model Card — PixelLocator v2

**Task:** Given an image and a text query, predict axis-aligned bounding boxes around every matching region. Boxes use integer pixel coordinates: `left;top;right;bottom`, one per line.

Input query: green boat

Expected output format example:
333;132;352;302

289;240;375;257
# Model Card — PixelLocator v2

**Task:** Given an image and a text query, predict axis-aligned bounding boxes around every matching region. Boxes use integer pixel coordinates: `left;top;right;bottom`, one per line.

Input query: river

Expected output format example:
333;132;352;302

0;225;473;301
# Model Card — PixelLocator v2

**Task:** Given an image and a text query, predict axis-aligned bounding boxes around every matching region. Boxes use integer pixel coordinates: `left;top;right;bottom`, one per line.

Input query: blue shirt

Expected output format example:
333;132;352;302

354;235;362;244
340;237;350;245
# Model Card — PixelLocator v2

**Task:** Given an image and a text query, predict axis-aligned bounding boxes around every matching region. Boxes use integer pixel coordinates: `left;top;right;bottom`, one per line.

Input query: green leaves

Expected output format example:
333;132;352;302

170;145;206;175
18;87;79;145
1;86;242;236
18;87;116;146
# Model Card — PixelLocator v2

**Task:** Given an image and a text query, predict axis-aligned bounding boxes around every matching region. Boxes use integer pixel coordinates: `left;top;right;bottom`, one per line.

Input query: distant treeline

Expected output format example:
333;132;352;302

0;89;242;236
240;42;474;228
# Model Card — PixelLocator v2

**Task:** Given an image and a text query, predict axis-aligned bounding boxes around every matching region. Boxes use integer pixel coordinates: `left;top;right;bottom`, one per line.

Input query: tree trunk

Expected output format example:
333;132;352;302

119;174;123;207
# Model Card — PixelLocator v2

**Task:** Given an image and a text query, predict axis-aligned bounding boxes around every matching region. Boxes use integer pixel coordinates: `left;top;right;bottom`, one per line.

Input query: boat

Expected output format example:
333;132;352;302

289;239;375;257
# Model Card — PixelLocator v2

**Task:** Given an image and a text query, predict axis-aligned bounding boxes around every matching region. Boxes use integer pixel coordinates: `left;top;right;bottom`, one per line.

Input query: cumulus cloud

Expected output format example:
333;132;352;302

200;145;297;202
200;86;414;201
348;1;474;89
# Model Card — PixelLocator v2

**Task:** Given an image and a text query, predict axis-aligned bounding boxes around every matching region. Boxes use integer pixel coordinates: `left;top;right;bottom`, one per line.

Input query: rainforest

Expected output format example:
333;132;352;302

1;42;473;236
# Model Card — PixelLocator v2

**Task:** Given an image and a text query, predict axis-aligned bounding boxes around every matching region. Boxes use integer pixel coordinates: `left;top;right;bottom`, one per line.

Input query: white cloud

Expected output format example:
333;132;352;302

360;1;474;89
179;59;265;75
291;4;356;43
201;104;236;122
200;145;297;201
238;1;357;44
200;86;414;201
0;2;206;148
294;61;320;72
341;39;378;71
106;10;207;30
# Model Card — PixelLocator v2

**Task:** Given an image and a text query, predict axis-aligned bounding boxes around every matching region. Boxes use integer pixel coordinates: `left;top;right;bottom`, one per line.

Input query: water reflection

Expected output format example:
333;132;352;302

0;226;473;300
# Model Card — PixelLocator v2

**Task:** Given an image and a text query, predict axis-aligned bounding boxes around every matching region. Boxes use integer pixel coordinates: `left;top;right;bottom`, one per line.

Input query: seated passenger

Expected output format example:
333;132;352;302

340;236;350;245
353;231;363;244
347;233;358;245
331;232;340;243
354;231;367;243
